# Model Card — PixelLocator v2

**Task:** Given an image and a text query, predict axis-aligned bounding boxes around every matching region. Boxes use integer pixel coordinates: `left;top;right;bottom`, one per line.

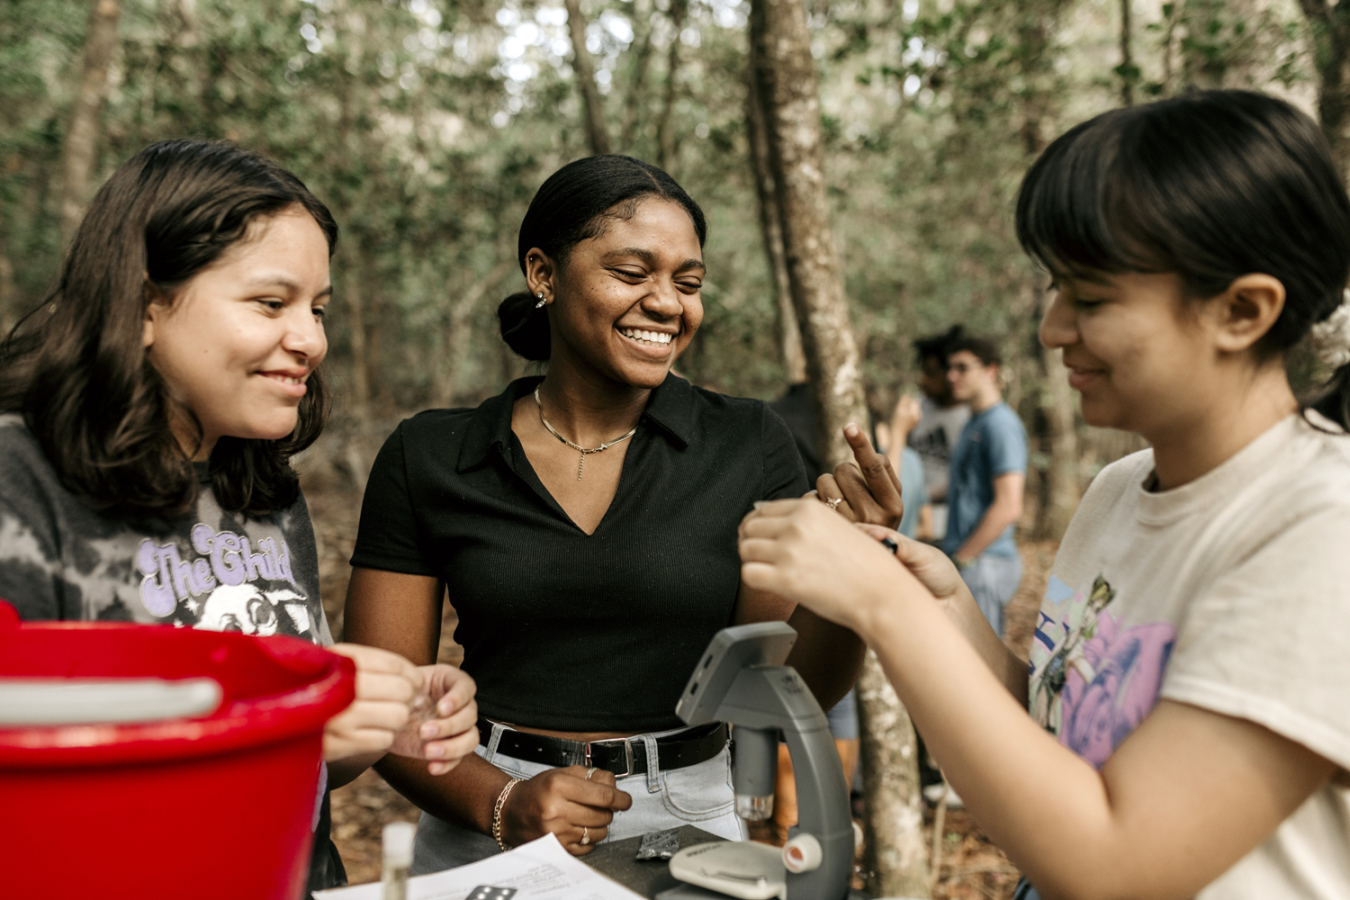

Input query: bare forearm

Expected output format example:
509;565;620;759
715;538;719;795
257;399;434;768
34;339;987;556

954;499;1019;560
857;588;1328;900
937;588;1028;706
884;438;904;480
784;605;864;711
328;751;386;789
739;501;1329;900
859;592;1123;895
886;397;919;472
376;751;507;835
955;473;1023;561
916;505;934;543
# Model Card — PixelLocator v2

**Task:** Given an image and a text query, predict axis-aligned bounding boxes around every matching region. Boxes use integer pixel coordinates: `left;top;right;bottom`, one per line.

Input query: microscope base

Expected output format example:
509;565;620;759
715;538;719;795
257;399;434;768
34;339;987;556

668;840;784;899
655;886;873;900
655;885;756;900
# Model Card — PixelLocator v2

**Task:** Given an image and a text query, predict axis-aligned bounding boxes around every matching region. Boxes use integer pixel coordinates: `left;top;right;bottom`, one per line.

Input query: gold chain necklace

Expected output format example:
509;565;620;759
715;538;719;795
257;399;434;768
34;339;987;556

533;386;638;480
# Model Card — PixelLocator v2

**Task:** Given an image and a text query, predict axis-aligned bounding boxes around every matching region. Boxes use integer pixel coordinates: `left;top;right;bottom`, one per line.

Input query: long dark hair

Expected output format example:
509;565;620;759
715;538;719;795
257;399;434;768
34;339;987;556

1016;90;1350;429
497;155;707;361
0;139;338;519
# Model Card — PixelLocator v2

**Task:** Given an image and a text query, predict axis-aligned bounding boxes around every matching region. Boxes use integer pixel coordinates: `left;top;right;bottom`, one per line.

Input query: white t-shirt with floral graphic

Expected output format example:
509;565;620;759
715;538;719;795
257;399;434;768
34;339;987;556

1029;412;1350;899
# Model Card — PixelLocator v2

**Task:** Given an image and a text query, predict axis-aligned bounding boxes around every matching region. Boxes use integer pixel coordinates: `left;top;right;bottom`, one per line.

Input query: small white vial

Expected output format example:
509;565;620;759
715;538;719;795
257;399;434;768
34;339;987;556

382;821;417;900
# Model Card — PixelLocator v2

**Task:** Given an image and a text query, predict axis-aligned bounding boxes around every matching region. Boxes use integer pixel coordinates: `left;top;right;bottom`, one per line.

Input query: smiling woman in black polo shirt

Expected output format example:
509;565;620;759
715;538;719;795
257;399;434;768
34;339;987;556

343;155;901;873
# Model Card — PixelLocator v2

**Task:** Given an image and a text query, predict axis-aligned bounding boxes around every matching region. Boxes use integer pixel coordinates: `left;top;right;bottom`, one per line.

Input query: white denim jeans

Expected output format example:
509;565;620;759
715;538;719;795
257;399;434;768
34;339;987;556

410;722;746;875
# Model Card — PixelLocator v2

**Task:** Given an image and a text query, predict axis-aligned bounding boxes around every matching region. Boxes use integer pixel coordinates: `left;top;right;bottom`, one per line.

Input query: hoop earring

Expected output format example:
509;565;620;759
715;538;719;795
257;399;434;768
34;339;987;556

535;292;547;309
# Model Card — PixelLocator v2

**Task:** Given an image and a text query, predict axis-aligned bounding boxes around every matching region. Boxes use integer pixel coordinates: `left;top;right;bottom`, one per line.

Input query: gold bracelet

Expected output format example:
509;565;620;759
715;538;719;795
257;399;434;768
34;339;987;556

492;777;524;851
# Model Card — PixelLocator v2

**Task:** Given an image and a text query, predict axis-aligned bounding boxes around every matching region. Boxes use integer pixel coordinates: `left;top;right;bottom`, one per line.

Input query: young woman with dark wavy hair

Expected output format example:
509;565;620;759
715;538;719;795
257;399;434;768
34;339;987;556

0;139;478;895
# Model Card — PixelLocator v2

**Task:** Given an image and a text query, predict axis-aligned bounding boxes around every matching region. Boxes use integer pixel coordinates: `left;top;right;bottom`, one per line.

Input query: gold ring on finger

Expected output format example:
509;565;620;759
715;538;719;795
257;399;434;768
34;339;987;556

826;496;843;511
580;826;591;846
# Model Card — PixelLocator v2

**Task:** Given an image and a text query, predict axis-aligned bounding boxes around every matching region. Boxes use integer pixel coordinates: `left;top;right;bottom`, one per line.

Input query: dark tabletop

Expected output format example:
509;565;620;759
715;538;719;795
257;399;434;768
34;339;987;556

582;827;874;900
582;826;724;899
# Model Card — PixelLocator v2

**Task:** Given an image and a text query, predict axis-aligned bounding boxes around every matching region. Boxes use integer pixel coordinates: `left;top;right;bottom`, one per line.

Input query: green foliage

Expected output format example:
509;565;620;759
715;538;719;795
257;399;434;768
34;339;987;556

0;0;1327;422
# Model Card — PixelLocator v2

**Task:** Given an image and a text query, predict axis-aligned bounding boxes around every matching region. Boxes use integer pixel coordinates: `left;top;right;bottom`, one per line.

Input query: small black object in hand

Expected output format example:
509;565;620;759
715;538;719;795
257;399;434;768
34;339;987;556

881;537;899;555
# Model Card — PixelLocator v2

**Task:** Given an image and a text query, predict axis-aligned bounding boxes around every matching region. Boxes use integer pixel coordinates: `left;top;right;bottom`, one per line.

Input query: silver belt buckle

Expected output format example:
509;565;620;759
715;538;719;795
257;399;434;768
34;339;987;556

583;736;636;778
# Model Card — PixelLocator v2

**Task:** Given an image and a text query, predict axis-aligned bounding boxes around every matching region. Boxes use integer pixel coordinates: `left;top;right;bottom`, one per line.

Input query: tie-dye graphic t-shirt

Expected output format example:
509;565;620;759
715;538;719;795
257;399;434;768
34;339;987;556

1027;412;1350;900
0;414;328;642
0;414;344;893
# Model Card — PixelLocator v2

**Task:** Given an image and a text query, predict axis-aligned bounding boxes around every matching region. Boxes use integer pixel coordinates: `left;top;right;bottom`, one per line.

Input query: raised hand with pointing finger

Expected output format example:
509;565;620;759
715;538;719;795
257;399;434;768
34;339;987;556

812;422;905;528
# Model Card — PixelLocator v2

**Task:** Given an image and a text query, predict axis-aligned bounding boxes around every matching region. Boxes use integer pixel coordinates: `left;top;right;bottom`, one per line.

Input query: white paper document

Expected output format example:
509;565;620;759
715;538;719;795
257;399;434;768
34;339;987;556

314;833;647;900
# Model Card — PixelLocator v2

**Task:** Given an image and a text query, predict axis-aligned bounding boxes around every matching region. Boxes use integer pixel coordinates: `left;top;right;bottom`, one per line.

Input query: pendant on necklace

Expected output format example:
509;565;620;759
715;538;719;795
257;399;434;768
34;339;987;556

534;385;638;480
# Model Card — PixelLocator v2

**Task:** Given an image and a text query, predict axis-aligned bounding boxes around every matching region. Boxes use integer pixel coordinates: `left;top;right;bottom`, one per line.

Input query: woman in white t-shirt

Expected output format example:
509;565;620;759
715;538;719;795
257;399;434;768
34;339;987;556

737;90;1350;899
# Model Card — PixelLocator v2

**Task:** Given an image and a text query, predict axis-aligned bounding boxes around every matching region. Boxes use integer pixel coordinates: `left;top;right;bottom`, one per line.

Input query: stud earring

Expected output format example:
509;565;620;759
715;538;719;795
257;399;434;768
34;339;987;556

535;292;546;309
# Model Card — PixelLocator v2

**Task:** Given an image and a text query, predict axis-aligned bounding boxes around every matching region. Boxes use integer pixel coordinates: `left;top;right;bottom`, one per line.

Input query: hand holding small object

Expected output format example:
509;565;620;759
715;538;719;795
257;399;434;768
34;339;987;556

321;643;421;762
391;664;480;776
856;524;968;605
498;765;632;856
740;499;914;631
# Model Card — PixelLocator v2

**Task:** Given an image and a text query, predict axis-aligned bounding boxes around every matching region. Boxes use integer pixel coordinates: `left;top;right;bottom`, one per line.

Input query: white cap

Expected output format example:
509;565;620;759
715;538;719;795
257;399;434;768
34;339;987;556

781;833;823;874
383;821;417;868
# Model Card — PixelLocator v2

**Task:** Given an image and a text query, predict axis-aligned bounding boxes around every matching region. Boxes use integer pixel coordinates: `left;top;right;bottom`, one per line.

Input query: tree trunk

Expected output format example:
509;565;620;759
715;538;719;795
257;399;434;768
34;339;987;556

1034;287;1081;539
1017;3;1079;541
1299;0;1350;180
564;0;612;156
59;0;123;242
745;43;805;384
654;0;688;171
620;0;656;151
856;652;929;897
749;0;866;468
1118;0;1135;106
749;0;929;894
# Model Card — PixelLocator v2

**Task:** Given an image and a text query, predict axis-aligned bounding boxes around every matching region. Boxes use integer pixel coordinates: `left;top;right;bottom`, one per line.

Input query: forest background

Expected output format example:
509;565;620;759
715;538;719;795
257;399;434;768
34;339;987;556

9;0;1343;510
4;0;1348;895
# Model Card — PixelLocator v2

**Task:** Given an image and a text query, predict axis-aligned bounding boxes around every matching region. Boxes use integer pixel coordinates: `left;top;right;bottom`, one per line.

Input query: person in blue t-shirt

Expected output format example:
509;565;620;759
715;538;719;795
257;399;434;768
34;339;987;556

940;334;1027;636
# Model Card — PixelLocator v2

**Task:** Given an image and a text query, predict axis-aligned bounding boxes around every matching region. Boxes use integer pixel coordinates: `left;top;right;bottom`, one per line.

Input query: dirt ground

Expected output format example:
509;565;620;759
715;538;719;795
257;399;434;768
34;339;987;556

307;473;1055;897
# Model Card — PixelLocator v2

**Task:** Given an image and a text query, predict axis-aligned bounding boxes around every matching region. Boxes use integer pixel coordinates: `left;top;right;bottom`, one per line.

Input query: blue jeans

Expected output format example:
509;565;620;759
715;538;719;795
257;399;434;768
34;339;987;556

825;689;858;740
410;722;746;875
959;552;1023;638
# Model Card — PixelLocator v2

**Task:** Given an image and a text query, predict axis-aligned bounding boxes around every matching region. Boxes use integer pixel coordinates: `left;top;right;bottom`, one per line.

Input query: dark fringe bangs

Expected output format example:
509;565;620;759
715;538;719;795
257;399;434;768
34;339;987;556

1015;107;1185;284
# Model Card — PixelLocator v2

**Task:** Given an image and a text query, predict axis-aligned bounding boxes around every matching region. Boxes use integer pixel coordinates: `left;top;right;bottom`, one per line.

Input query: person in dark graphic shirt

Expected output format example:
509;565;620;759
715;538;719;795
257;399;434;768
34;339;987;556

0;139;479;896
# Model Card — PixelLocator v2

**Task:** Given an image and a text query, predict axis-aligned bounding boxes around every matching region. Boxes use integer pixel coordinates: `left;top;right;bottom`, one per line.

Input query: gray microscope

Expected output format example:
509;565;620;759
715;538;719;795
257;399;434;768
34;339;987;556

659;622;859;900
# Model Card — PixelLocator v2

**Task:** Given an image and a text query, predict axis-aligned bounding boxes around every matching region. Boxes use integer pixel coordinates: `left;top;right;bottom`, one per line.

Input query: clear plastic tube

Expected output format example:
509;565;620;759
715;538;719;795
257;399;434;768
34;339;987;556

382;821;416;900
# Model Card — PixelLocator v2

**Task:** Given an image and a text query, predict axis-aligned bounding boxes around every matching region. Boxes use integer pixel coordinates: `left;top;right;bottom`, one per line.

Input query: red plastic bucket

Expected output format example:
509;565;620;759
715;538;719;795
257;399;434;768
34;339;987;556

0;600;355;899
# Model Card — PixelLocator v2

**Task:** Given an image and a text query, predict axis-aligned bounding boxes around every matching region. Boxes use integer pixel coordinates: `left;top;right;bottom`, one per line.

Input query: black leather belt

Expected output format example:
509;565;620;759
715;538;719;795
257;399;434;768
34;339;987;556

478;718;728;778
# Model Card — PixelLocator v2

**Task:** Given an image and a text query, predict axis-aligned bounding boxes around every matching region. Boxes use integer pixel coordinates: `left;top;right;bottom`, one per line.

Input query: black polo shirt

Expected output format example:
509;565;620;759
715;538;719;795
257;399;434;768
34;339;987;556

350;374;808;732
